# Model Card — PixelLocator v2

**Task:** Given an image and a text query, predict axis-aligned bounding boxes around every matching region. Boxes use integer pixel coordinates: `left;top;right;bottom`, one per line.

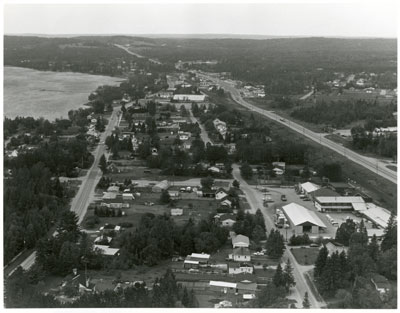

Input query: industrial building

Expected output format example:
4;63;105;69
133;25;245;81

282;203;326;234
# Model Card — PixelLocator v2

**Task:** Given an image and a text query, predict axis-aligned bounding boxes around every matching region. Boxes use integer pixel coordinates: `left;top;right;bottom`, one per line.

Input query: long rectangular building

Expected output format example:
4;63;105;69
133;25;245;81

314;196;366;212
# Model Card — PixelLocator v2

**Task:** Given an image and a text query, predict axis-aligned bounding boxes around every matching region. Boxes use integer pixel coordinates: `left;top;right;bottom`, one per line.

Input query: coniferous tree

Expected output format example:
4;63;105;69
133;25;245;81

283;259;296;292
303;292;311;308
266;229;285;258
367;234;380;262
273;263;285;288
381;212;397;252
99;154;107;173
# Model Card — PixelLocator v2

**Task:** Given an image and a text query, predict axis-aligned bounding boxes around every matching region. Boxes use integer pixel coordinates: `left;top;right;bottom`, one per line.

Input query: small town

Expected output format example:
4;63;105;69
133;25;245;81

3;2;398;310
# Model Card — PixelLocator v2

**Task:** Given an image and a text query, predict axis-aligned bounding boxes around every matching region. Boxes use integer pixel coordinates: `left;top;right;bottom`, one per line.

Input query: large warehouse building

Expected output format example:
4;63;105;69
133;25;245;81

282;203;326;234
314;196;366;212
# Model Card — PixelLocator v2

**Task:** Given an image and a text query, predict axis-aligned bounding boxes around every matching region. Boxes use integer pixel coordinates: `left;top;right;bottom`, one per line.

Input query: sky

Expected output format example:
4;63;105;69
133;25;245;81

3;2;398;38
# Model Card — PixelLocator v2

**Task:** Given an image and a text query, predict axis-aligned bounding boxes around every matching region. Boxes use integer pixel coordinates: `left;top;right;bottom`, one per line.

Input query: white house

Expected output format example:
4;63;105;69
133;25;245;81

229;247;251;262
122;193;135;200
208;166;221;173
215;189;228;200
228;262;254;275
171;208;183;216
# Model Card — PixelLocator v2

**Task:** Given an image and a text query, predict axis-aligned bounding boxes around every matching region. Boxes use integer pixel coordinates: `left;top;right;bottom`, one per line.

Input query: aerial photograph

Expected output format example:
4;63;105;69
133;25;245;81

2;1;397;309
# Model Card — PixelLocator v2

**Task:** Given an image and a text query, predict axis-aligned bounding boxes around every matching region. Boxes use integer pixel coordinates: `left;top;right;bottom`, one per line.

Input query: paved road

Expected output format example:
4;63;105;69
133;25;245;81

114;44;162;65
7;109;121;275
189;109;213;145
231;164;325;308
198;72;397;184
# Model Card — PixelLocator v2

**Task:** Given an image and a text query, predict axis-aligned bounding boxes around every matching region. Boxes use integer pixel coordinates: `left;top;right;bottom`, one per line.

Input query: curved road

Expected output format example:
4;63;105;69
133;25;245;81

198;72;397;185
7;108;121;276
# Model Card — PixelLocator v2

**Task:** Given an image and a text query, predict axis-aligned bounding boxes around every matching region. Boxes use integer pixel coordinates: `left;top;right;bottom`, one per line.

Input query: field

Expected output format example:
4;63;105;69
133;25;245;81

83;191;219;231
4;66;122;120
290;247;320;266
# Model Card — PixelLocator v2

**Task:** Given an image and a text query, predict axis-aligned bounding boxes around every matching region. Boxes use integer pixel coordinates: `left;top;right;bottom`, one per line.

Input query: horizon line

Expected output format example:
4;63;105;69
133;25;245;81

4;33;397;40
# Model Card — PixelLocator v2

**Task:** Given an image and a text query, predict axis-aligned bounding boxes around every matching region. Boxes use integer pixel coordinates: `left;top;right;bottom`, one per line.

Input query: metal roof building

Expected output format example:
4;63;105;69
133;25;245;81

282;203;326;234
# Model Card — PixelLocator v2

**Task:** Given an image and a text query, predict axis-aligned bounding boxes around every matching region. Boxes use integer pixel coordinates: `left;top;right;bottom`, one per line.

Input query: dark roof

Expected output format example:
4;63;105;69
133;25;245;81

221;214;236;222
233;247;251;256
328;182;352;189
310;188;340;198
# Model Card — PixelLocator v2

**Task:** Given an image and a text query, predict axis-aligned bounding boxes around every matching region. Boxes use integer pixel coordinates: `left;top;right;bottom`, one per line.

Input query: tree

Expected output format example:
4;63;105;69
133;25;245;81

283;259;296;292
303;292;311;308
160;189;171;204
335;219;356;246
273;263;285;288
200;176;214;190
99;154;107;173
266;229;285;258
240;162;253;179
255;282;286;308
367;234;380;262
381;211;397;252
232;179;240;188
57;211;80;242
314;245;328;278
181;286;190;307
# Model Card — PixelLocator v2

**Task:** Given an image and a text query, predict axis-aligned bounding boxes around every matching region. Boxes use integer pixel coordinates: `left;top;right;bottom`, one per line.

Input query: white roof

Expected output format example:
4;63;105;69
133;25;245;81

316;196;365;203
232;234;250;245
94;245;120;256
243;294;256;300
173;94;206;101
122;193;134;197
210;281;237;288
367;228;385;238
190;253;210;260
362;203;393;229
282;203;326;228
301;182;320;193
184;259;199;265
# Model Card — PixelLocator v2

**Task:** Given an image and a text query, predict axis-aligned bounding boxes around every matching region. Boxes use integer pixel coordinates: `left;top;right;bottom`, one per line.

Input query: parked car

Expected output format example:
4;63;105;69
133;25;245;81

281;194;287;201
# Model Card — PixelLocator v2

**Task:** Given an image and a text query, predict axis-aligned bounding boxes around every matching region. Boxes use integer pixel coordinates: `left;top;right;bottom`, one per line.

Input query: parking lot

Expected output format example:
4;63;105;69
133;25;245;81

255;186;338;240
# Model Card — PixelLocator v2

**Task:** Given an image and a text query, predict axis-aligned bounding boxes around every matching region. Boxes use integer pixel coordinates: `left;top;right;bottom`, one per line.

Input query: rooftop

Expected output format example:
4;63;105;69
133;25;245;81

282;203;326;228
301;182;320;193
232;234;250;246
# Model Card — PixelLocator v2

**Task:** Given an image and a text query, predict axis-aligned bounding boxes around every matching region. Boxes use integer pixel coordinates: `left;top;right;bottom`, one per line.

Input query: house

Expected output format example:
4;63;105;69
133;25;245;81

371;274;391;300
282;203;326;234
152;180;170;193
272;161;286;170
183;259;199;269
299;182;321;197
94;235;112;245
209;281;237;294
220;214;236;227
185;253;210;267
65;272;96;294
215;188;228;200
214;300;233;308
229;247;251;262
228;262;253;274
325;242;348;256
232;234;250;248
178;133;190;141
208;166;221;173
168;191;181;199
122;193;135;200
102;192;117;200
171;208;183;216
173;94;206;102
93;245;120;256
366;228;385;242
107;185;120;193
221;199;232;208
273;168;284;175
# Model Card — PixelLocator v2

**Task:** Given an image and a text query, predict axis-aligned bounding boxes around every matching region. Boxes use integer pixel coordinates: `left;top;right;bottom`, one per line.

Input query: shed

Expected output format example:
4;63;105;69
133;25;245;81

171;208;184;216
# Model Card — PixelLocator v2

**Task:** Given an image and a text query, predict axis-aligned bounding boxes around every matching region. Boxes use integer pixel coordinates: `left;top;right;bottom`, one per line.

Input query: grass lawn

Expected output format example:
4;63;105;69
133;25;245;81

290;247;320;266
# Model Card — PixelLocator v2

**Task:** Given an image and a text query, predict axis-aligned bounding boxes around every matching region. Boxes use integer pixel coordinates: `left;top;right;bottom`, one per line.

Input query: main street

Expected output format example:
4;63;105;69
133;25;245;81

6;107;121;276
232;164;326;308
198;72;397;185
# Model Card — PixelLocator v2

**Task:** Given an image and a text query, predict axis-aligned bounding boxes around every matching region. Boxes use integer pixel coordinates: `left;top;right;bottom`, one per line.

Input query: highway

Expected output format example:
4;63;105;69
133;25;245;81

198;72;397;185
114;44;162;65
7;108;121;275
231;164;325;308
